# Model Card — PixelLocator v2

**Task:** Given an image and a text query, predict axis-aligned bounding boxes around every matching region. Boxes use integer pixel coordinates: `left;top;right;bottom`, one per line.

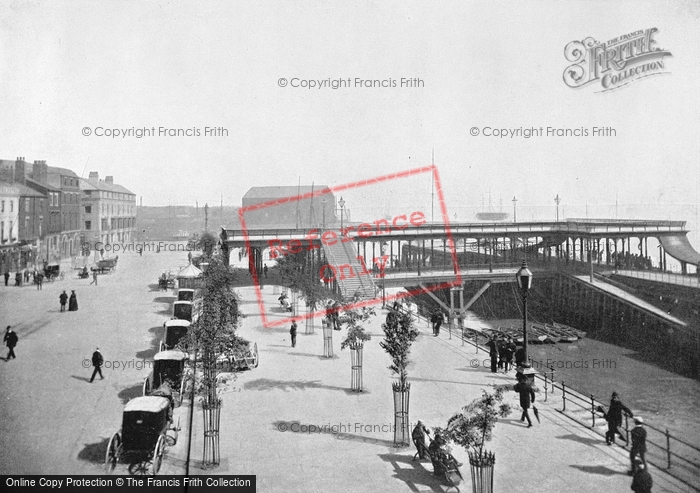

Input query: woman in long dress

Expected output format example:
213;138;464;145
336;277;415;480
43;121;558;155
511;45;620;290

68;290;78;311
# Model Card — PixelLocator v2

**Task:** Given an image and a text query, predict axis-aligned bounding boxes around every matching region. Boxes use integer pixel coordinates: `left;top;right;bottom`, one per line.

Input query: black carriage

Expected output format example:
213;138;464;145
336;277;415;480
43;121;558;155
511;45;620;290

143;351;191;406
172;301;193;322
44;264;61;282
161;319;190;352
177;289;194;302
105;395;178;475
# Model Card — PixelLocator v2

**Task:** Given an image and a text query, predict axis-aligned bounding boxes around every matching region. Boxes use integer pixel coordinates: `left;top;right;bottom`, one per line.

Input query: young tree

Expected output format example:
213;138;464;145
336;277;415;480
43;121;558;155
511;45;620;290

380;307;419;445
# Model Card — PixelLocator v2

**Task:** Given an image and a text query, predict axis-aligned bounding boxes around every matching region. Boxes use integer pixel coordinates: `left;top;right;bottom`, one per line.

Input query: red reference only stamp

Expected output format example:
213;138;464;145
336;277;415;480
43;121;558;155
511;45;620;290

237;165;460;327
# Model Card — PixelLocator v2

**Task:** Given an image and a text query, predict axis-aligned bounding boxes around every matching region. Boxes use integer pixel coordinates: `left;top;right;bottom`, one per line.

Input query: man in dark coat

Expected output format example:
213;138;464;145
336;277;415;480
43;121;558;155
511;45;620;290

430;310;444;336
289;319;297;348
602;392;633;445
15;271;21;286
4;326;18;360
514;344;526;368
486;336;498;373
630;417;647;474
68;290;78;311
59;290;68;312
631;460;653;493
90;348;104;382
411;420;431;460
514;378;535;427
3;271;8;286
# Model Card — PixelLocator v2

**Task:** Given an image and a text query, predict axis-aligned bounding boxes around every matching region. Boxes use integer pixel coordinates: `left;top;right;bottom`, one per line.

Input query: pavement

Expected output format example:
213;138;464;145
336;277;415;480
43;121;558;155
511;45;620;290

0;248;692;491
189;283;691;492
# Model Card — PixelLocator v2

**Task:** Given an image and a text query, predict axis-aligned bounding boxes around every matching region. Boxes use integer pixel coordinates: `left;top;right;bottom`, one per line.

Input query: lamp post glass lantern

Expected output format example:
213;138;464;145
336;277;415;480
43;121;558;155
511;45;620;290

515;260;532;363
339;197;346;229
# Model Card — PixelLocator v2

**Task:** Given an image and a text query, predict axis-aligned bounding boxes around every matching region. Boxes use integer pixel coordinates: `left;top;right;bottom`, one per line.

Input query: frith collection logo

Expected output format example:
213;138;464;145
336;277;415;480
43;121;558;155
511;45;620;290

563;28;672;92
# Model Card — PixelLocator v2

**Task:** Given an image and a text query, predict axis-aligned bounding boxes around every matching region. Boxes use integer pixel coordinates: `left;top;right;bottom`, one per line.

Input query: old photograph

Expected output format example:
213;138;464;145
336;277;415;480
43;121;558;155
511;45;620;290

1;1;698;492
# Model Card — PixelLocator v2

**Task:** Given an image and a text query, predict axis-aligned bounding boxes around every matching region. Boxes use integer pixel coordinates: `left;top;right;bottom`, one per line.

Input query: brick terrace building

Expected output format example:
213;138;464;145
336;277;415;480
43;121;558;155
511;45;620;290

0;182;20;272
79;172;136;250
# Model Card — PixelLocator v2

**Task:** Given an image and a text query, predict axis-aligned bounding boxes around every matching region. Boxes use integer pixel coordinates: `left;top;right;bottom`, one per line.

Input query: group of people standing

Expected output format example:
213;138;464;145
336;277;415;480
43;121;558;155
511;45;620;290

486;334;520;373
59;290;79;312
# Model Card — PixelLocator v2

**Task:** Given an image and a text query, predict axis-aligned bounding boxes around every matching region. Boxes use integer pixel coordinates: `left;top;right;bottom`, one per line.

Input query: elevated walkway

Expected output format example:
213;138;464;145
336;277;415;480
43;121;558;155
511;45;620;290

321;236;376;300
659;235;700;265
572;275;687;327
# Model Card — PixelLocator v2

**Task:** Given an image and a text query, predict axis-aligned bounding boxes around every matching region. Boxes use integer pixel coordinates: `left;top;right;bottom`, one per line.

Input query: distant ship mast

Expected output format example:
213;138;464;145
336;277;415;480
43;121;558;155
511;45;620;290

475;190;509;221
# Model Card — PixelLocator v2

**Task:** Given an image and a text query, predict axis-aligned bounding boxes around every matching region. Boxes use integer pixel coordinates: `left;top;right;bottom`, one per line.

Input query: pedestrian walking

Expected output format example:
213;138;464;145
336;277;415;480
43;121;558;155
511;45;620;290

263;263;268;279
290;319;298;348
630;417;647;474
59;290;68;312
36;272;43;290
3;271;9;286
90;348;104;382
411;420;431;460
68;290;78;311
514;376;536;427
15;271;22;287
90;271;98;285
486;335;498;373
430;310;444;336
598;392;633;445
631;460;653;493
4;326;18;360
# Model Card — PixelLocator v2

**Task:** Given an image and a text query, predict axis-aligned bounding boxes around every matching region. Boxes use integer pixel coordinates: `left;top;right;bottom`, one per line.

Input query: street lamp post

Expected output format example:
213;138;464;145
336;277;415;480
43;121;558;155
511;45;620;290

516;260;533;363
512;196;517;223
339;197;346;230
554;194;561;222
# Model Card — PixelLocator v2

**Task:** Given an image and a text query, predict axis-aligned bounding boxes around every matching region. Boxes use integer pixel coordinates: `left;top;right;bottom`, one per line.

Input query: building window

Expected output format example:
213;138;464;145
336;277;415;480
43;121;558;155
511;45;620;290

85;221;91;230
25;198;30;210
85;205;91;214
0;221;4;241
10;201;13;212
1;200;4;212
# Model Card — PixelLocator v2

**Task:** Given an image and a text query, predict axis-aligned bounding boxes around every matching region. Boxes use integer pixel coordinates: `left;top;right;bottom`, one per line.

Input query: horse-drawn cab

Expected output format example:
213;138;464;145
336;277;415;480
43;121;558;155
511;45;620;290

44;264;61;281
172;301;193;322
143;351;191;406
177;289;194;302
161;319;190;352
105;395;179;475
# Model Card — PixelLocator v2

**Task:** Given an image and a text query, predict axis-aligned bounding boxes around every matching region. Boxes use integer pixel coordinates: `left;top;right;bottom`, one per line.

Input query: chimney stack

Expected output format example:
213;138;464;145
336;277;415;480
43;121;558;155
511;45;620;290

89;171;99;180
14;157;27;185
32;160;48;184
105;176;114;184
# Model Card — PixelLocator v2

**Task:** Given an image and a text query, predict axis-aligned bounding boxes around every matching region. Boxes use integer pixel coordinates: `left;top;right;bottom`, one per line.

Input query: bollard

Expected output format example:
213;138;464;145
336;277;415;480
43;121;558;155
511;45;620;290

562;381;566;412
549;367;555;394
591;395;596;428
666;429;672;469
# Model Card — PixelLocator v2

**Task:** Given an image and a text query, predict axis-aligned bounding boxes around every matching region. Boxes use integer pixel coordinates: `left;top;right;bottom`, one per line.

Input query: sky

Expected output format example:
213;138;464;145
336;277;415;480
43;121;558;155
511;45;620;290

1;0;699;238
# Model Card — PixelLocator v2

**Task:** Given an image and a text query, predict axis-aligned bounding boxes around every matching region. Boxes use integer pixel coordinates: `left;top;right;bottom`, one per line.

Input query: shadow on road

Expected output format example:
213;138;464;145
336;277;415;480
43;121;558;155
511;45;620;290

77;437;109;464
244;378;348;393
556;433;604;446
379;452;445;492
118;383;144;404
70;375;92;383
569;464;625;476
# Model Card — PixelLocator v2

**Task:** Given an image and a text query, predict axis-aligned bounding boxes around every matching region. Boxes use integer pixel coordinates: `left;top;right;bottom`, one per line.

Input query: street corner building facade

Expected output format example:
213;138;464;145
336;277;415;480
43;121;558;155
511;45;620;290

79;171;137;250
0;157;136;272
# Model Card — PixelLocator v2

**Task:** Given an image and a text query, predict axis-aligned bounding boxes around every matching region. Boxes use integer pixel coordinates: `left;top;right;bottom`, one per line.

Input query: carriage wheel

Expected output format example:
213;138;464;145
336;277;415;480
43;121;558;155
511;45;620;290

105;432;121;474
253;342;259;368
152;435;165;475
143;377;150;396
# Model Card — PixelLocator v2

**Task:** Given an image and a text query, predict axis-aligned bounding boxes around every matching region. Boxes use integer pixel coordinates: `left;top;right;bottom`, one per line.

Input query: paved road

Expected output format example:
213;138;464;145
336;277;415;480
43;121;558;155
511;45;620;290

0;248;189;475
